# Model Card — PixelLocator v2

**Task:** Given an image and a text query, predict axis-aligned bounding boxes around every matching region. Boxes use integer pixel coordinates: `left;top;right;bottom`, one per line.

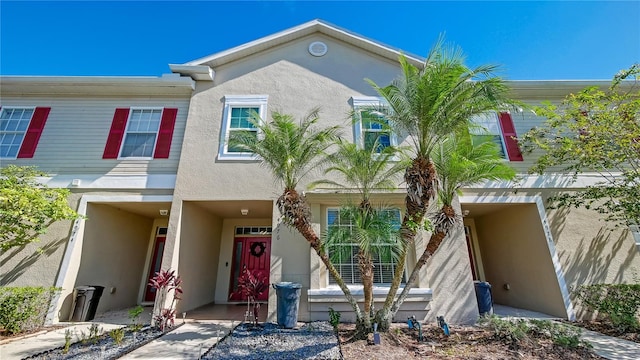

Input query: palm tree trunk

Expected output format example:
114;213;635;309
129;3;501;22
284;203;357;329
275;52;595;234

277;188;364;322
359;251;374;332
376;157;437;331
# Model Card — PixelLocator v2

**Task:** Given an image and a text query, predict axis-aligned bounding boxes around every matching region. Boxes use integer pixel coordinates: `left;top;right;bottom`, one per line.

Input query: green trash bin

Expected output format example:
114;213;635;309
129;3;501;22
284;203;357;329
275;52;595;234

273;282;301;328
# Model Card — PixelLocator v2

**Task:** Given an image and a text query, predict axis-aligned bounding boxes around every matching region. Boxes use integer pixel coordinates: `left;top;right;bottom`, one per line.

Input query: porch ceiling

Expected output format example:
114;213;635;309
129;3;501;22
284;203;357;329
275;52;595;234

188;200;273;219
461;203;528;218
100;202;172;219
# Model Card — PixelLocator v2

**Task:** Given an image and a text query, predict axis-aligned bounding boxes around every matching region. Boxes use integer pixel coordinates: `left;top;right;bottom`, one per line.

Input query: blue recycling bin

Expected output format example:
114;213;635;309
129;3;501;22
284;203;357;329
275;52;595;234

474;281;493;316
273;282;302;328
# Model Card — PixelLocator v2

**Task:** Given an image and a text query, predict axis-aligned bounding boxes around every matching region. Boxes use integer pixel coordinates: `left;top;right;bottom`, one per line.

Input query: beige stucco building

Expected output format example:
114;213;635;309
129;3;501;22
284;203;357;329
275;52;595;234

1;20;638;325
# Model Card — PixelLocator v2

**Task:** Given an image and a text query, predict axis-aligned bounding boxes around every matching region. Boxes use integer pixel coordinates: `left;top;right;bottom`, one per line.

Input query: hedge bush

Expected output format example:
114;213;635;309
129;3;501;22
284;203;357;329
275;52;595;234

0;286;59;334
573;284;640;332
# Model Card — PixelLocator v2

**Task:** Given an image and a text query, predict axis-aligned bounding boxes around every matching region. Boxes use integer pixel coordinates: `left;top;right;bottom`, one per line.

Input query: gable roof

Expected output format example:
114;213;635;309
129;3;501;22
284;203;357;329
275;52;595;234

169;19;424;80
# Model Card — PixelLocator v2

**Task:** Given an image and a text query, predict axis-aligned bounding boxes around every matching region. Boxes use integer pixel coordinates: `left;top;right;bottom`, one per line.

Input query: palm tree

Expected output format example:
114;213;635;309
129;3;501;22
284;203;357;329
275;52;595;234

389;131;516;316
228;109;365;317
311;137;406;336
367;37;512;329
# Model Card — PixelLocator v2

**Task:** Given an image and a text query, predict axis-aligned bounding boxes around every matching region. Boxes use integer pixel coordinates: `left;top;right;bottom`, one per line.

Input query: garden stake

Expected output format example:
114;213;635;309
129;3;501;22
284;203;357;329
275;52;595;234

373;322;381;345
438;315;450;336
407;316;423;341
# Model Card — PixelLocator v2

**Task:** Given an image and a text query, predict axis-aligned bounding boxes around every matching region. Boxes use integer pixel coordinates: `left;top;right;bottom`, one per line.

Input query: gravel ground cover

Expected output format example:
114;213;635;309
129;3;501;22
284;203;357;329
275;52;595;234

202;322;342;360
22;325;178;360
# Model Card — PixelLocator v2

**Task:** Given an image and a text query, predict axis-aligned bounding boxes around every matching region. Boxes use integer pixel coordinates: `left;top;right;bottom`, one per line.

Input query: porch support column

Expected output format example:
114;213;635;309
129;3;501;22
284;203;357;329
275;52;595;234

267;201;281;323
427;197;479;324
154;198;184;319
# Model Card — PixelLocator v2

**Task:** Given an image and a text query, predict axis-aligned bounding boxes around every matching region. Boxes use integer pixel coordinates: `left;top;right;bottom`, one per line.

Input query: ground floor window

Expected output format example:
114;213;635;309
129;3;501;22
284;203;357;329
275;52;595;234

327;208;405;285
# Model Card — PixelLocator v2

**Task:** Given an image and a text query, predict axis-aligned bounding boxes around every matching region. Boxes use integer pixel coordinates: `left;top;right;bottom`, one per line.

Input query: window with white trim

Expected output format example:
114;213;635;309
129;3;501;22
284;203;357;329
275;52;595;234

0;107;34;158
120;108;163;158
327;207;405;285
352;97;397;153
219;95;268;160
469;112;508;159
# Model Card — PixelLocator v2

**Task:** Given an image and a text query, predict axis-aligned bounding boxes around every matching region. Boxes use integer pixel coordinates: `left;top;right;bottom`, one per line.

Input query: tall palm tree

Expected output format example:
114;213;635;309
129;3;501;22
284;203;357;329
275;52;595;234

311;138;406;335
389;131;516;316
367;37;512;328
228;109;364;317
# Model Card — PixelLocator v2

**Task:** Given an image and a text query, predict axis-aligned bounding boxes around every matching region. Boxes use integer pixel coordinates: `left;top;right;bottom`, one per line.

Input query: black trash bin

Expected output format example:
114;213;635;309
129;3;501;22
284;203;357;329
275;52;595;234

69;285;104;322
273;282;302;328
474;281;493;316
86;285;104;321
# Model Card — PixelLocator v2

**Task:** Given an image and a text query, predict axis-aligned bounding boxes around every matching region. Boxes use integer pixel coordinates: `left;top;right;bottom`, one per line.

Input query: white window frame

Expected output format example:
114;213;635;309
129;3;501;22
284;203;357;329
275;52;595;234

352;96;398;154
469;111;509;160
118;107;164;160
326;206;405;286
0;107;35;159
218;95;268;161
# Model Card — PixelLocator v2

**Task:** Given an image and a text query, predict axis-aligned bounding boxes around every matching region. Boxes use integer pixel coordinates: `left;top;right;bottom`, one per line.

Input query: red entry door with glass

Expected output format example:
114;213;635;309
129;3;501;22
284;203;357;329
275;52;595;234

144;235;166;302
229;237;271;301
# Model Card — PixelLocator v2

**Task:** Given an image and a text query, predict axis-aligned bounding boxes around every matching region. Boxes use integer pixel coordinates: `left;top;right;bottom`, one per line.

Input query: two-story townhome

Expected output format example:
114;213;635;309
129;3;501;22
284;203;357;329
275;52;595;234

1;20;638;325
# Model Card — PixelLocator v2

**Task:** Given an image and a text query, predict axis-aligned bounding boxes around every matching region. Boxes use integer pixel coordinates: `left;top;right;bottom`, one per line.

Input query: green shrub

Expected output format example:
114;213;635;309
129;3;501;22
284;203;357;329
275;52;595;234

481;316;589;349
573;284;640;332
328;307;341;331
0;286;59;334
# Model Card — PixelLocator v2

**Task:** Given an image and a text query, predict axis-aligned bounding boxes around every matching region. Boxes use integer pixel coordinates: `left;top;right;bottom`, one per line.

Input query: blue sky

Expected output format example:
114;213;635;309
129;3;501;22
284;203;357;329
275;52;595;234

1;1;639;80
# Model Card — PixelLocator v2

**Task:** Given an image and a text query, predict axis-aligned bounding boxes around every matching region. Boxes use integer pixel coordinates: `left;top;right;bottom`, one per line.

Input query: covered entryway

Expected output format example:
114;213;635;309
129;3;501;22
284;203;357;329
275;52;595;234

171;200;274;315
460;196;573;319
52;196;173;322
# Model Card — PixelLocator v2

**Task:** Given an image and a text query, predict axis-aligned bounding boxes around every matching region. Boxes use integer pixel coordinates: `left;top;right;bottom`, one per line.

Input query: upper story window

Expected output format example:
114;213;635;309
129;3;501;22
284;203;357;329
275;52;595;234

327;207;405;285
1;108;34;158
0;107;51;159
103;107;178;160
352;97;397;153
469;112;508;159
218;95;268;160
469;111;523;162
120;108;163;158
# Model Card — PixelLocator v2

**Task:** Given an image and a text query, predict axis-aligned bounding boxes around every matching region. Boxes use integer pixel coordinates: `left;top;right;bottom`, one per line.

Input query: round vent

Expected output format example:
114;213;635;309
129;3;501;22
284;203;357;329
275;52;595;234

308;41;328;57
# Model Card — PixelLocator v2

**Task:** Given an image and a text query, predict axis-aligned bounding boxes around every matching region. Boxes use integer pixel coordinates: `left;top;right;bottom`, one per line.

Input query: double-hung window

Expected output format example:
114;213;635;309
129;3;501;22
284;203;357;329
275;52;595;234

218;95;268;160
327;207;405;285
0;108;34;158
469;111;523;162
120;108;163;158
0;107;51;159
469;112;508;159
352;97;396;153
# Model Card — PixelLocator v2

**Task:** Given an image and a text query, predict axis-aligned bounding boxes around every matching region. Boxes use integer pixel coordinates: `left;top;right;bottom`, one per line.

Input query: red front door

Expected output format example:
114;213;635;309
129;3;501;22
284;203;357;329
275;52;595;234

144;236;166;302
229;237;271;301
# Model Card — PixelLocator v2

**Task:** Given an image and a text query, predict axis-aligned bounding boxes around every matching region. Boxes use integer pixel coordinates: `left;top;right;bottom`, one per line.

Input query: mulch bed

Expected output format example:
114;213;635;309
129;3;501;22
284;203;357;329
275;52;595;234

566;319;640;343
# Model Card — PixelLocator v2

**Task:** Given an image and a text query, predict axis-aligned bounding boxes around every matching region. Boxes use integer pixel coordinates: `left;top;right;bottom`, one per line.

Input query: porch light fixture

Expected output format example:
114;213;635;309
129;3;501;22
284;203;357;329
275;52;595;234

241;209;249;216
159;209;169;216
462;210;470;217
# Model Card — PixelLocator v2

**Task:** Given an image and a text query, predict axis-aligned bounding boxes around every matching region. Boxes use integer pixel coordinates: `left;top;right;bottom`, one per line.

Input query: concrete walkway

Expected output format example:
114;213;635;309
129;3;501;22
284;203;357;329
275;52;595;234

581;329;640;360
0;322;123;360
120;320;235;359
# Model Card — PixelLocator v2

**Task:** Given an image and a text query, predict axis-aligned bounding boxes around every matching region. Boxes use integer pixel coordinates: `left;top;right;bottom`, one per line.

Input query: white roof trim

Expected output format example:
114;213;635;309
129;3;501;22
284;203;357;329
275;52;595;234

168;64;215;81
181;19;425;69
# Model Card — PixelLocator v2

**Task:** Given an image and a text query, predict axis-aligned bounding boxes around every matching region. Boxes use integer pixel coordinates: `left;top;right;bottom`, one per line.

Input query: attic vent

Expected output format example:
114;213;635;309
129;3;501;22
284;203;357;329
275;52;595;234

308;41;328;57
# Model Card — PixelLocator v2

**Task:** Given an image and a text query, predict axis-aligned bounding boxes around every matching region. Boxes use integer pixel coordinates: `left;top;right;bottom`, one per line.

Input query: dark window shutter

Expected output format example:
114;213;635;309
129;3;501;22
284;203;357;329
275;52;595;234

498;112;523;162
103;108;130;159
153;108;178;159
17;107;51;158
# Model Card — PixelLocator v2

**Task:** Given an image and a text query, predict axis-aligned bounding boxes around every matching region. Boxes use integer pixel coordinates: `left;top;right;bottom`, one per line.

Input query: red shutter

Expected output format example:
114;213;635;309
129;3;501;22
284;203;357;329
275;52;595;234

153;108;178;159
103;108;130;159
498;112;523;161
17;107;51;158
